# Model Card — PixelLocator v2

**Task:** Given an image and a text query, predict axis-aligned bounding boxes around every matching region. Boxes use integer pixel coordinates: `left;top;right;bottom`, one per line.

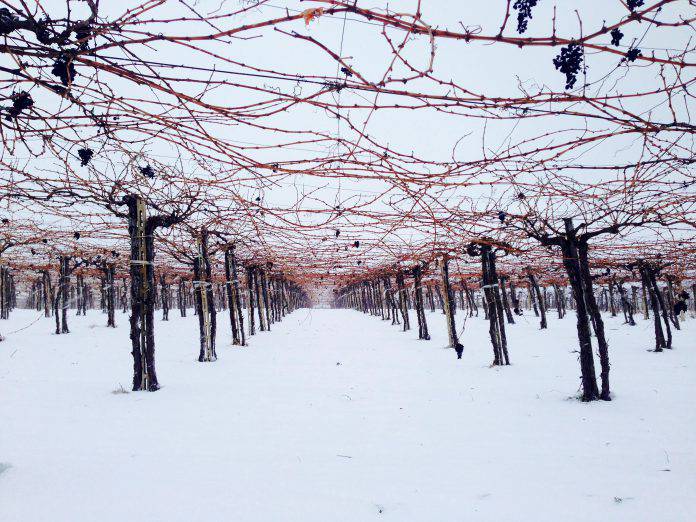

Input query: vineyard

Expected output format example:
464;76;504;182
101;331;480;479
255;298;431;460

0;1;695;521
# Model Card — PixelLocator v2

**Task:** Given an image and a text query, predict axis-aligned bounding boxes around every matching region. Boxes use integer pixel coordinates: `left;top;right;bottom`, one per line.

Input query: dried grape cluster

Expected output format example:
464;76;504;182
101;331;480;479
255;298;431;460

5;91;33;121
627;0;645;12
625;47;642;62
610;28;623;46
139;165;155;178
77;148;93;166
0;8;19;35
513;0;538;34
553;42;584;90
51;53;78;86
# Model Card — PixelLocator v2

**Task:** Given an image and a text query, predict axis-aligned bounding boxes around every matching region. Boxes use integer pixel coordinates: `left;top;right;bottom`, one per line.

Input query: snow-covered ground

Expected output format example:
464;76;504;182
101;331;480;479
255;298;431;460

1;307;694;521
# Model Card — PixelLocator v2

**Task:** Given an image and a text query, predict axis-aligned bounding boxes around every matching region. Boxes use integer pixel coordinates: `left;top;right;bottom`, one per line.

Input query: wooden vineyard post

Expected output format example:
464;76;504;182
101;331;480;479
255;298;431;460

247;266;256;336
395;270;410;331
0;262;6;321
231;250;246;345
261;267;272;330
135;197;150;389
499;276;515;324
526;268;547;329
559;218;599;401
106;263;116;327
440;255;463;358
254;267;266;332
412;263;430;340
124;193;182;391
224;247;243;345
195;233;216;362
480;244;510;366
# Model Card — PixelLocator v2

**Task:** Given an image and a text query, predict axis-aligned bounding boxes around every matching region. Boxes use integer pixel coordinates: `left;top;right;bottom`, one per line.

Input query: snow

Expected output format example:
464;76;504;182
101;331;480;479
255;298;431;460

1;308;694;521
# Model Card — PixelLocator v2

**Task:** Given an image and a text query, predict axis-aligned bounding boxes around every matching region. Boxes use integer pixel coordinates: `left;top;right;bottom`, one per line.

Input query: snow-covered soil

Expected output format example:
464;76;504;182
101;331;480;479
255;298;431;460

1;307;694;521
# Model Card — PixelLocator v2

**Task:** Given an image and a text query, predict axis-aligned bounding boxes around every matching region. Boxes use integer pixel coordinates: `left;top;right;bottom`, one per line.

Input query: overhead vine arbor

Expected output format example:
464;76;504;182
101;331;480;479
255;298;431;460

0;1;693;400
